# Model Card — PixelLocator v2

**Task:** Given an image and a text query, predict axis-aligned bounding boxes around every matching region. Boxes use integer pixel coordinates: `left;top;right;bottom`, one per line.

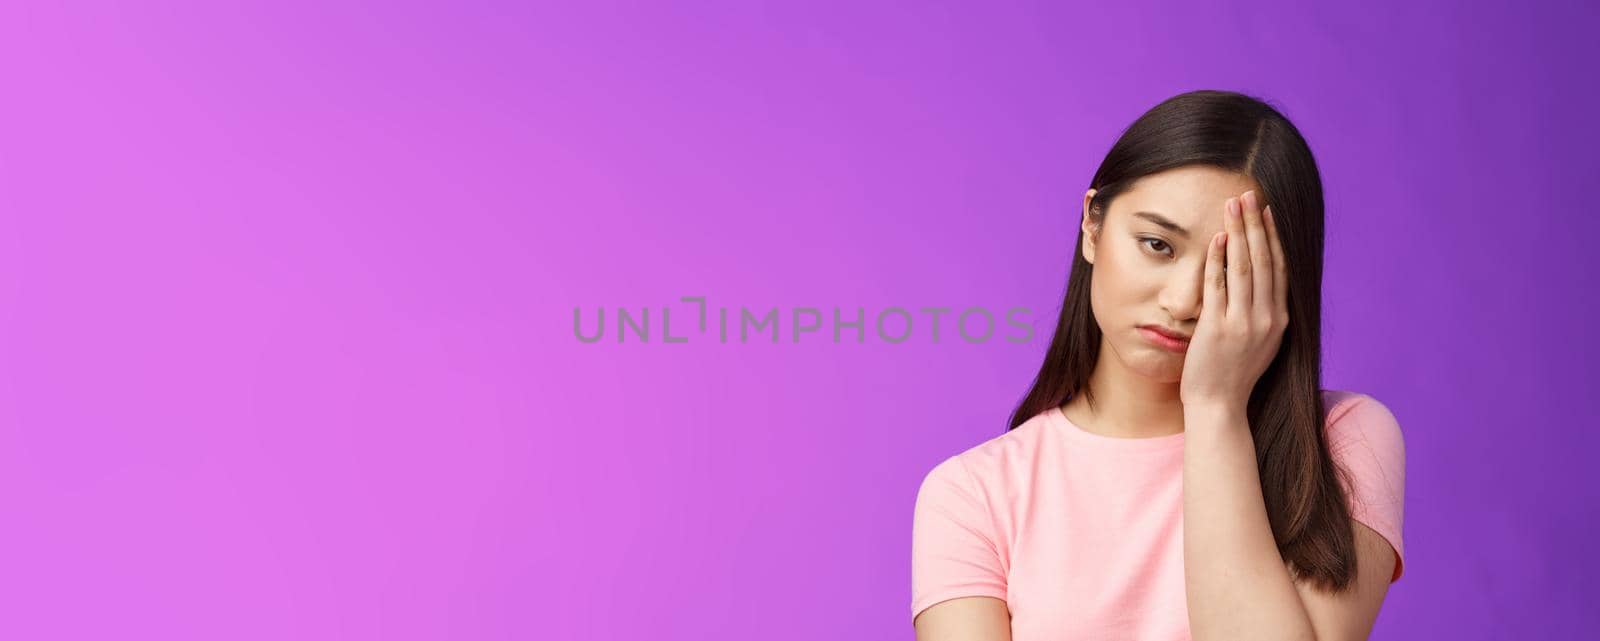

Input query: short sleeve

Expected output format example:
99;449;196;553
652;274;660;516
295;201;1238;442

1326;393;1407;583
911;454;1008;621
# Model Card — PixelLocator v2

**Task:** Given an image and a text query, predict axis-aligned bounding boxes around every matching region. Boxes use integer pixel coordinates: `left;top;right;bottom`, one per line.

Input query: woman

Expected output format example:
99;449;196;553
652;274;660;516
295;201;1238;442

911;90;1406;640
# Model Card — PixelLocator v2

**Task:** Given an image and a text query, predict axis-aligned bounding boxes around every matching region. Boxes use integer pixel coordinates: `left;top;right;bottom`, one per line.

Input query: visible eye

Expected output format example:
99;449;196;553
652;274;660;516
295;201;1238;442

1138;237;1173;257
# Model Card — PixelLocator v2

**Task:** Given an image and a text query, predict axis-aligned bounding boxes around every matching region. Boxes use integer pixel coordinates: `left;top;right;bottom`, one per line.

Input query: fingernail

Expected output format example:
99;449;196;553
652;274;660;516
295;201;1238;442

1242;190;1255;209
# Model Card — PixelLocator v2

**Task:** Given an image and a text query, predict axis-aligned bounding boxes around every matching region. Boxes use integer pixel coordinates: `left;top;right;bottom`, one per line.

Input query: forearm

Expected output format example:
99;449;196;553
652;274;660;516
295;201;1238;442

1182;403;1316;641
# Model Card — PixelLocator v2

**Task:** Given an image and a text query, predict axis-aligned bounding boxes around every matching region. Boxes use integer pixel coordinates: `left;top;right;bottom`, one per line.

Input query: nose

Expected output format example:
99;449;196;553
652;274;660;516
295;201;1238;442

1159;262;1206;323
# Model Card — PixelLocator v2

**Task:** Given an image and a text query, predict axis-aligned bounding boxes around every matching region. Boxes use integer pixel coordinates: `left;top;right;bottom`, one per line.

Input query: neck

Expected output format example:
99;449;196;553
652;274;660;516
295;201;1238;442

1064;345;1186;439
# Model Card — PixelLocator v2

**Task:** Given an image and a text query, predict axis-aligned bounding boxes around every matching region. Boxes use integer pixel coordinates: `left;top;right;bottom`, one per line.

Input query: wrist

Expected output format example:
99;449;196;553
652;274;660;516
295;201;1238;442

1182;399;1247;424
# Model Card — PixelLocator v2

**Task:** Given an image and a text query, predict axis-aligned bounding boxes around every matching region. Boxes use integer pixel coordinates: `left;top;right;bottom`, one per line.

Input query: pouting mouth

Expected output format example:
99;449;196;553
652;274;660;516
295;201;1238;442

1140;325;1191;342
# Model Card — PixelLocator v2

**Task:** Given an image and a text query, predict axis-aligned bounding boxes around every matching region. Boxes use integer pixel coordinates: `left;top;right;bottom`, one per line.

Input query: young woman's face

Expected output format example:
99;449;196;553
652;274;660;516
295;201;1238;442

1081;165;1263;382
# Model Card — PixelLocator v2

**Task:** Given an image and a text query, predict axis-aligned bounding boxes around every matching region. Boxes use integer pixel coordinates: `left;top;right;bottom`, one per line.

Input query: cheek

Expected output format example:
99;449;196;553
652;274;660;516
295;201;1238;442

1097;251;1152;294
1112;249;1170;289
1089;261;1159;326
1087;267;1130;326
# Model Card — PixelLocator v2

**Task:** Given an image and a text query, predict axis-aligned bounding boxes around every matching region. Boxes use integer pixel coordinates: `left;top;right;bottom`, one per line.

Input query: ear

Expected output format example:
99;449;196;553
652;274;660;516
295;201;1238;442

1081;188;1099;265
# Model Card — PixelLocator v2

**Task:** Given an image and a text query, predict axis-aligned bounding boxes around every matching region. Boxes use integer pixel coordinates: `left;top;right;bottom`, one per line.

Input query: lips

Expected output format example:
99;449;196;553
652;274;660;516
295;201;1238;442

1139;327;1190;353
1141;325;1191;342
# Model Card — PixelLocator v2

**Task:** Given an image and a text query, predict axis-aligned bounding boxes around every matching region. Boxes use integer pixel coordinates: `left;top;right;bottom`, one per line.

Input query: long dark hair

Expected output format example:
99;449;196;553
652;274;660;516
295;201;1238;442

1009;89;1359;591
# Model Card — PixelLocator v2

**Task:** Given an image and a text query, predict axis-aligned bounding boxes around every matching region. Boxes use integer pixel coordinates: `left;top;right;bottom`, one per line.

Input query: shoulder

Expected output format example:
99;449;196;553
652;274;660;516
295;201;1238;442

915;408;1055;517
1320;389;1405;455
920;408;1054;487
1321;388;1397;424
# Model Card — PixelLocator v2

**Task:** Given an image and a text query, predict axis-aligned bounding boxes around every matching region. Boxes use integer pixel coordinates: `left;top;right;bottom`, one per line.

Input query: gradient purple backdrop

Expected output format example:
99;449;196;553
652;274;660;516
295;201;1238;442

2;1;1596;639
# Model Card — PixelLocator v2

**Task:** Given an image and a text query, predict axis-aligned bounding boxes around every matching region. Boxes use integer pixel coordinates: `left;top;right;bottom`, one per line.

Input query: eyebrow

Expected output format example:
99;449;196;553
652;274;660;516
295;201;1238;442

1131;211;1191;239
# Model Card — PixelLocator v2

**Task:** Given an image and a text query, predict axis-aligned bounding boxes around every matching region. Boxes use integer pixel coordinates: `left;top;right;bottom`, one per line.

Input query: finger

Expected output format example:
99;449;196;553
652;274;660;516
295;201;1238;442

1241;190;1273;321
1224;196;1250;317
1204;230;1227;319
1264;205;1288;326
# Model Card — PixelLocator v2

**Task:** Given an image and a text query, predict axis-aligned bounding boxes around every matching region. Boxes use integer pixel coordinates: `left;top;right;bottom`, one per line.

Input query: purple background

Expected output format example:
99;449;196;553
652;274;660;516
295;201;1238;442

2;1;1595;639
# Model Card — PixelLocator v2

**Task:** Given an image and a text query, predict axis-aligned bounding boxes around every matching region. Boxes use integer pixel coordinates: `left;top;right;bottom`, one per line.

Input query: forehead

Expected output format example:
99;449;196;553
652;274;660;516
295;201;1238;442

1111;165;1260;237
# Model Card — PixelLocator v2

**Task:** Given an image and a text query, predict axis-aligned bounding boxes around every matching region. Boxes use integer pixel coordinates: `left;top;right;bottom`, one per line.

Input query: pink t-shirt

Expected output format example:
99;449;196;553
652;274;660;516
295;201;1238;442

911;389;1405;640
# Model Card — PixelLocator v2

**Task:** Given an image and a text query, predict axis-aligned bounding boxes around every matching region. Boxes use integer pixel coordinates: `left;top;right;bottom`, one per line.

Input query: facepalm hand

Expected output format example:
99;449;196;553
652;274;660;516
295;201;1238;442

1178;189;1289;410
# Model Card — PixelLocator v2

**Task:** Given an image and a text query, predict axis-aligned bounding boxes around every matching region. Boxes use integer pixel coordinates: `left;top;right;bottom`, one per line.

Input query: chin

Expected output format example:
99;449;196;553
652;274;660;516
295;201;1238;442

1127;352;1184;382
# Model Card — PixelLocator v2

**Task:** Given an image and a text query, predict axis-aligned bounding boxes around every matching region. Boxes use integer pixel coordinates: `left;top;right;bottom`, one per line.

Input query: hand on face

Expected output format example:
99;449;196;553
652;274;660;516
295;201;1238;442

1178;189;1289;410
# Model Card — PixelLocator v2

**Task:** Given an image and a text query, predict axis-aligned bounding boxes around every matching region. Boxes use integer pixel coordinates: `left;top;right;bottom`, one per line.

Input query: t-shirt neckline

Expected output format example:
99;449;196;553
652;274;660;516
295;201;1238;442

1048;405;1187;452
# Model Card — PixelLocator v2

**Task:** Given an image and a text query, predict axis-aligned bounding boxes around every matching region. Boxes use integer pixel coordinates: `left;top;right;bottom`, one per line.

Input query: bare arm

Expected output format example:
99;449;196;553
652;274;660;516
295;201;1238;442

914;596;1011;641
1183;403;1318;639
